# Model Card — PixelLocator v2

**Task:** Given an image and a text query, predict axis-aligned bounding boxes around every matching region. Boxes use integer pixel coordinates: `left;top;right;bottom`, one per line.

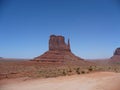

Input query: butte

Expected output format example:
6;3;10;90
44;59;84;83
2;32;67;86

33;35;90;65
110;47;120;63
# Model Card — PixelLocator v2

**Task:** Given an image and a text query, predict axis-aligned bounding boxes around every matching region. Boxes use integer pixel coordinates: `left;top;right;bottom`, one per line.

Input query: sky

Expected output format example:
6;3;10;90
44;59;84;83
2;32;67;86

0;0;120;59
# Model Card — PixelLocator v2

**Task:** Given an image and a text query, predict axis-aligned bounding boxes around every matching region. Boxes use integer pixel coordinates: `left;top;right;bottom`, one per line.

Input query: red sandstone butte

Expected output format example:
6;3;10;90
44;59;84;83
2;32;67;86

49;35;71;52
33;35;87;64
110;47;120;62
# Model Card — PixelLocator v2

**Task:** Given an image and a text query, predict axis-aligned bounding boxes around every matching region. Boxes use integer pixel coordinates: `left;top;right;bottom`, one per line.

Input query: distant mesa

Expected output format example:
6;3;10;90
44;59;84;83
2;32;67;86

0;57;3;59
33;35;88;65
114;47;120;55
110;47;120;62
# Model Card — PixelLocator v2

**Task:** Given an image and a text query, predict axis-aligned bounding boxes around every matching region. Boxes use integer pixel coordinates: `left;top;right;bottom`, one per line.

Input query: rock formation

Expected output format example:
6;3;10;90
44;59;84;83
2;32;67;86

114;48;120;55
33;35;89;65
110;47;120;62
49;35;71;51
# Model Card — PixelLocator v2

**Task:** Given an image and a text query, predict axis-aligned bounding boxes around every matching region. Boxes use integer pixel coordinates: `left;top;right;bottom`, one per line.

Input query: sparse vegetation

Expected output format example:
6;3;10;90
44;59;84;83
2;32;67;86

81;70;85;74
62;69;66;76
88;66;94;71
68;68;72;73
76;67;80;74
0;60;120;80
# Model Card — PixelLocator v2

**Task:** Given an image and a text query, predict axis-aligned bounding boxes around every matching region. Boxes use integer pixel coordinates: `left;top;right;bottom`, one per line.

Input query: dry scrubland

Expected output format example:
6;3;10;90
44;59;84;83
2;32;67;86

0;60;93;79
0;59;120;80
1;59;120;90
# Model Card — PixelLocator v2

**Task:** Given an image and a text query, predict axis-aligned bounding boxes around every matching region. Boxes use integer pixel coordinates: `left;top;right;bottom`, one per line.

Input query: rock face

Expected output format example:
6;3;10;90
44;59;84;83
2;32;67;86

33;35;87;65
49;35;71;51
114;48;120;55
110;47;120;62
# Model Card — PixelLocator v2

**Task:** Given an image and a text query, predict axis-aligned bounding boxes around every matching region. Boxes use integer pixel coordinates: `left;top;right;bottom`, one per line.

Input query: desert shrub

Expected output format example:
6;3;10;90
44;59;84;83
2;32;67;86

5;74;8;78
62;69;66;76
68;68;72;72
116;62;120;65
108;67;111;70
88;67;93;71
76;67;80;74
57;69;60;71
88;66;95;71
114;68;117;72
89;68;93;71
81;70;85;74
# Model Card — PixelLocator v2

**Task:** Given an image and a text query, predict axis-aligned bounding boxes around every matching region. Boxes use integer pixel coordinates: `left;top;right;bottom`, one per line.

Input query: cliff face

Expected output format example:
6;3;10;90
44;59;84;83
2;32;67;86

49;35;71;52
114;48;120;55
33;35;86;64
110;47;120;63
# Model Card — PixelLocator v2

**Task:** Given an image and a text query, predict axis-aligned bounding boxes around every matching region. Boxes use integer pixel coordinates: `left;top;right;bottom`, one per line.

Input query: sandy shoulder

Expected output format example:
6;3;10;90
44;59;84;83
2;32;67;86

0;72;120;90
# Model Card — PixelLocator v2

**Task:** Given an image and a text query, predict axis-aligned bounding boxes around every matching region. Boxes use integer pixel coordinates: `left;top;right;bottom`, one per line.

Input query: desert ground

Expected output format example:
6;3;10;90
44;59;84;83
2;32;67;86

0;72;120;90
0;58;120;90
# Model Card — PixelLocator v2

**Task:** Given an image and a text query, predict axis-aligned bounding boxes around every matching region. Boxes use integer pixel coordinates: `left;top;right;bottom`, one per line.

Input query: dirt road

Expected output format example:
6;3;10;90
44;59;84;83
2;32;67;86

0;72;120;90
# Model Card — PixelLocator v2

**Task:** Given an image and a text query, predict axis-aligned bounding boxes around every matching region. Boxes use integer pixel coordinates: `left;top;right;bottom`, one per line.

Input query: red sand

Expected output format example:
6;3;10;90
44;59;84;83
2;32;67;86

0;72;120;90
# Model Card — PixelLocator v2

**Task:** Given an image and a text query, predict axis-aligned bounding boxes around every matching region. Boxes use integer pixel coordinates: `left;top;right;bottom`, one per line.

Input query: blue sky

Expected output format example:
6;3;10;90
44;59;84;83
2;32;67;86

0;0;120;59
